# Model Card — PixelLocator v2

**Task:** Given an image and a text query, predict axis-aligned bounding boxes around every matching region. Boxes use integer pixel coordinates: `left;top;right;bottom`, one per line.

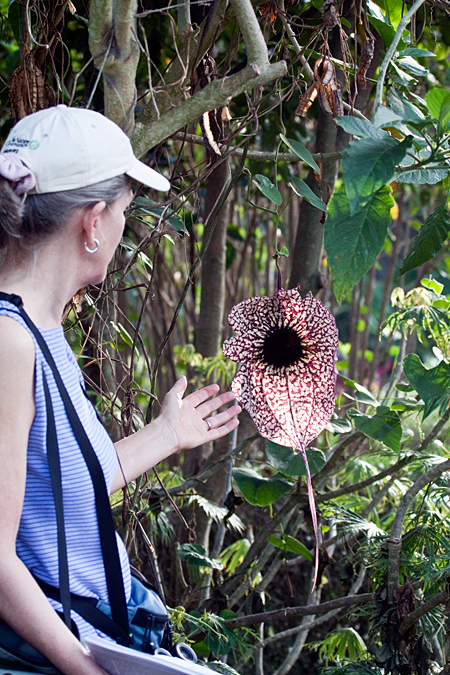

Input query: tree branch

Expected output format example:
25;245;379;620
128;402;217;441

223;592;373;629
132;61;287;155
399;590;450;637
388;406;450;601
374;0;427;111
89;0;140;134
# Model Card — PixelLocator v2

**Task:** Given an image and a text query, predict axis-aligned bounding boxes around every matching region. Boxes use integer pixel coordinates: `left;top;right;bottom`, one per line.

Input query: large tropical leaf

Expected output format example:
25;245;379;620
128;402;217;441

325;185;394;302
342;136;412;215
232;468;291;506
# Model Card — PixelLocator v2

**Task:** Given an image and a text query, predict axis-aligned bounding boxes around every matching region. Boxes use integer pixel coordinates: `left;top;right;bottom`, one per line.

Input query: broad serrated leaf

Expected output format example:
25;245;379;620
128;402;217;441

325;185;394;302
265;440;326;477
399;203;450;275
268;534;313;561
280;134;321;173
233;468;291;506
403;353;450;419
253;174;283;205
348;406;403;452
334;116;388;139
342;136;411;215
289;176;327;212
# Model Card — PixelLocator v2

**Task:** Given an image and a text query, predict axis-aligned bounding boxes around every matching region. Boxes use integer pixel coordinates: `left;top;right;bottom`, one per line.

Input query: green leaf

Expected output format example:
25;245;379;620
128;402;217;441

233;468;291;506
348;406;403;452
342;136;411;215
439;93;450;134
395;168;448;185
403;353;450;419
341;376;379;405
396;56;428;78
277;246;289;257
177;544;223;569
334;116;387;140
289;176;327;212
399;203;450;275
280;134;321;173
425;88;450;120
325;185;394;302
265;440;326;477
133;197;187;234
268;534;313;561
421;277;444;295
398;48;436;58
326;413;353;433
384;0;403;29
253;175;283;205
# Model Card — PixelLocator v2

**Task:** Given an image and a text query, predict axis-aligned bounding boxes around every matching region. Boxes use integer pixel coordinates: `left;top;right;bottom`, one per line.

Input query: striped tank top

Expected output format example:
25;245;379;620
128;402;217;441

0;300;131;640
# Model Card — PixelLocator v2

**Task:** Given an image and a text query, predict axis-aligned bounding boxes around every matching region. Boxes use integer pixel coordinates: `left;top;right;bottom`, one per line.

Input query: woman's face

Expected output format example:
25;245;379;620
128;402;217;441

89;188;133;284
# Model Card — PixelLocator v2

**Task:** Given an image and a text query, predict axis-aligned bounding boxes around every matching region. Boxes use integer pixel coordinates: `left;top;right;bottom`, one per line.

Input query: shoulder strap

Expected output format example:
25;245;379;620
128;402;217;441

43;372;71;631
0;293;130;641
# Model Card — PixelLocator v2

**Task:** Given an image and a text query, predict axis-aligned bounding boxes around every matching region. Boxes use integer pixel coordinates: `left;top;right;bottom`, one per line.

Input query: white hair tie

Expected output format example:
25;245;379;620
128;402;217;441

0;154;36;195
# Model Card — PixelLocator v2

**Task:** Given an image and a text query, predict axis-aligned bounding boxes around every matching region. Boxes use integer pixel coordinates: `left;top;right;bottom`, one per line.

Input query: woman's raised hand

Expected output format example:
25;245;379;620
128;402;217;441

159;376;241;452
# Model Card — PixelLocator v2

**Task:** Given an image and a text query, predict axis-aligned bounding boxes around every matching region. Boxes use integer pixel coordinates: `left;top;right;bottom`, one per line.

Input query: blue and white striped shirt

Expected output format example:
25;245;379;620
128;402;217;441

0;300;131;639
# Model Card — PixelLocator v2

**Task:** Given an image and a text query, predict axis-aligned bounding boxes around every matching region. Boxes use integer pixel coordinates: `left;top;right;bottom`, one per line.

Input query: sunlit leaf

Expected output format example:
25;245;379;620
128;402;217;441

326;413;353;433
334;116;387;140
341;377;379;406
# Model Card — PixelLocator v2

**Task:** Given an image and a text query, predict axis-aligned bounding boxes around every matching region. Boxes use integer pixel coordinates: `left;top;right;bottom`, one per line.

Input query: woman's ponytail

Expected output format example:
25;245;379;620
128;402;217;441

0;177;24;250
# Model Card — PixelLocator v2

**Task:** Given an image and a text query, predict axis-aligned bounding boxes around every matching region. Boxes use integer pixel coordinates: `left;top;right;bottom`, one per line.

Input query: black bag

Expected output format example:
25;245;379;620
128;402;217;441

0;293;173;673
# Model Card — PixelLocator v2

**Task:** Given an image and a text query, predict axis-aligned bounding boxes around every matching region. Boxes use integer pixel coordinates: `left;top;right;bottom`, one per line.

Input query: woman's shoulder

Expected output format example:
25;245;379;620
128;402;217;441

0;313;35;359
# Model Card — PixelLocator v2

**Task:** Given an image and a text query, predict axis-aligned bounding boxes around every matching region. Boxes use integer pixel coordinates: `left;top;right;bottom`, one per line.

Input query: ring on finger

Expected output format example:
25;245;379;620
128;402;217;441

205;419;212;431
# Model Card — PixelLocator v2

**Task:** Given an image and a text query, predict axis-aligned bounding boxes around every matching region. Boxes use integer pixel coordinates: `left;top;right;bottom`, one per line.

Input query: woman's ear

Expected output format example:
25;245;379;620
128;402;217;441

81;201;107;251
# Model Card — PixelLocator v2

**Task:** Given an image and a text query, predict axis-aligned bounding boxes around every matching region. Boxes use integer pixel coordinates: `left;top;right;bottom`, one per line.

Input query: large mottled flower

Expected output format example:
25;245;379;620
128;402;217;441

223;288;338;449
223;287;338;585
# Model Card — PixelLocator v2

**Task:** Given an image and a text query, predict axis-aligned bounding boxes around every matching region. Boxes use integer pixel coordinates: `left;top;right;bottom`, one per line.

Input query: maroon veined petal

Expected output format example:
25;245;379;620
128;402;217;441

223;335;263;363
228;294;282;336
261;363;337;447
231;365;295;447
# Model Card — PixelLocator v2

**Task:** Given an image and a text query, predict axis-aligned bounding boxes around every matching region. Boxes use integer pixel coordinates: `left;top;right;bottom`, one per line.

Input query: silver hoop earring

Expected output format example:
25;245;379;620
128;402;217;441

84;239;100;254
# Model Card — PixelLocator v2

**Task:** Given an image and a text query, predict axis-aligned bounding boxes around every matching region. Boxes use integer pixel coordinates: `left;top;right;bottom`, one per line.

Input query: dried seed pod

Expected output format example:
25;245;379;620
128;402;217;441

296;83;318;116
356;35;375;89
194;53;231;156
315;57;334;86
321;0;339;30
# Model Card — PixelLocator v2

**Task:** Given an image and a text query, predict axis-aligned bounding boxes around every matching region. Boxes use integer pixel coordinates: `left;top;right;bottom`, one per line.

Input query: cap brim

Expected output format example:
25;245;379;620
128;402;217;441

127;158;170;191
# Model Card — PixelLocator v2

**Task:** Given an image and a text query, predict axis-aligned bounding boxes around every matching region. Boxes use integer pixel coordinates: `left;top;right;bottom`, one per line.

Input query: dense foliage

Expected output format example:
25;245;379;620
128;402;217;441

3;1;450;674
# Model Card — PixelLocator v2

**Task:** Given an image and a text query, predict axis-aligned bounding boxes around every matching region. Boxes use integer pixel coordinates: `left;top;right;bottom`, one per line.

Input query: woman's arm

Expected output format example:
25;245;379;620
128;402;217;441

0;317;108;675
112;376;241;492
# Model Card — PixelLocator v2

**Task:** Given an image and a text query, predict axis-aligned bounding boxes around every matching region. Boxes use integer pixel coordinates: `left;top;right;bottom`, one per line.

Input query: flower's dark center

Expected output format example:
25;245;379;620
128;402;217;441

262;326;303;368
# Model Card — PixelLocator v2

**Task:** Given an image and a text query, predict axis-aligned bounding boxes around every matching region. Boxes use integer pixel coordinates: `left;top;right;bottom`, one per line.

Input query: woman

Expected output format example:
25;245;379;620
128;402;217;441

0;105;241;675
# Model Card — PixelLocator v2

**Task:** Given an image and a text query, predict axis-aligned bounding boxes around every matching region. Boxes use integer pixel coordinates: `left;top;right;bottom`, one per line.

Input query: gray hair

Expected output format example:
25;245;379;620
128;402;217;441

0;174;131;267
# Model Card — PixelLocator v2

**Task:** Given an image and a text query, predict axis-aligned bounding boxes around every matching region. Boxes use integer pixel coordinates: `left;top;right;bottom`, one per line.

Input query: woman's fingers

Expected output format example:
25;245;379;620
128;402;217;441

203;404;242;431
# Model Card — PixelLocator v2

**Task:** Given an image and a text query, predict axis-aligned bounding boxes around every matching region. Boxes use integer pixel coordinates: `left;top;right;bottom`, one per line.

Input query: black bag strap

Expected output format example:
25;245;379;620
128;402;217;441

0;292;130;640
33;576;130;644
42;372;71;631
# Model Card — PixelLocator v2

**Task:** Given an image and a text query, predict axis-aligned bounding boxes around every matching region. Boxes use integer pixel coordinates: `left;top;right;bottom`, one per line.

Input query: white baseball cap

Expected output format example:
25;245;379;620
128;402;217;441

0;105;170;194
